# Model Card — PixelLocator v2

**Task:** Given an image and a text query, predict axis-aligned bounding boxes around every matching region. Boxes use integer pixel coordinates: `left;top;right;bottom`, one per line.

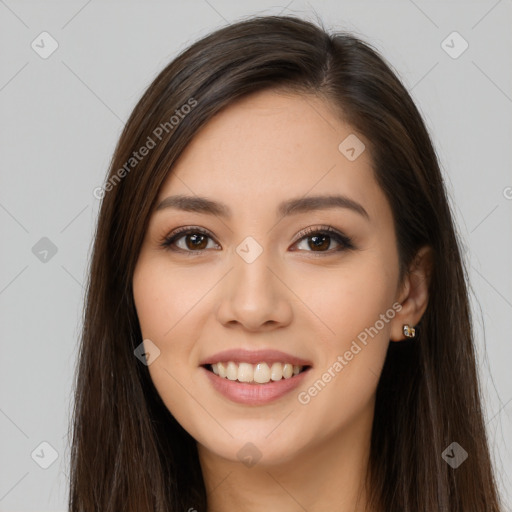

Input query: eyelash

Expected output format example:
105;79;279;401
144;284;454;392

159;225;354;256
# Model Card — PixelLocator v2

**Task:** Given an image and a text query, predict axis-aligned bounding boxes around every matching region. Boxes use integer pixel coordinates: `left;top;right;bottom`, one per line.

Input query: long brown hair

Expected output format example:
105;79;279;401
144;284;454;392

68;14;504;511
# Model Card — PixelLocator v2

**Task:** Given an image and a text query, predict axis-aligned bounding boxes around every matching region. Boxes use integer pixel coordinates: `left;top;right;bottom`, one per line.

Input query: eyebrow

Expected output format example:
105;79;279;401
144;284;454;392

155;193;370;220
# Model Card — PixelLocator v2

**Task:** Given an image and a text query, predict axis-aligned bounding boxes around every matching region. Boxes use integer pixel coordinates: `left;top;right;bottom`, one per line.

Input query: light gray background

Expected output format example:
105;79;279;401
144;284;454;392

1;1;511;510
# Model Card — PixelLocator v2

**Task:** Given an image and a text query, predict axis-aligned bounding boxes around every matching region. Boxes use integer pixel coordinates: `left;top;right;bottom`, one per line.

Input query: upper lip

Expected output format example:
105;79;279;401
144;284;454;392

199;349;313;367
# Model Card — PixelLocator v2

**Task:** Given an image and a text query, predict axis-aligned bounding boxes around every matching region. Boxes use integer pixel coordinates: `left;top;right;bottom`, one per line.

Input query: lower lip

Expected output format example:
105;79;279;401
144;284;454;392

202;366;311;405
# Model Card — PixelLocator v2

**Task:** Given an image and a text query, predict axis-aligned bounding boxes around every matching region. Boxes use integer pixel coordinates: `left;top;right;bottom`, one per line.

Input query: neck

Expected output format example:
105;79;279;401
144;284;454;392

197;402;376;512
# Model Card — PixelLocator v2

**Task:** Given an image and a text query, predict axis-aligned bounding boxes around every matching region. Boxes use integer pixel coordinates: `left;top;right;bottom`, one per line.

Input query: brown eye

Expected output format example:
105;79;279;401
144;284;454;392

304;234;332;251
182;233;209;250
161;227;220;253
292;226;354;254
160;225;354;255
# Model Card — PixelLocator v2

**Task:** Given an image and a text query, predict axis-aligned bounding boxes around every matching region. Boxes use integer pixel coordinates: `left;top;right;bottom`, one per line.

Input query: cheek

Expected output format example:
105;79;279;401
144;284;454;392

132;260;208;425
132;259;222;394
133;259;207;343
290;260;396;433
297;260;397;348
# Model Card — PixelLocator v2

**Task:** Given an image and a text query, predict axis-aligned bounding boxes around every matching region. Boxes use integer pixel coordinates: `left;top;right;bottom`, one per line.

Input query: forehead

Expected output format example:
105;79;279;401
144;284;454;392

157;89;387;224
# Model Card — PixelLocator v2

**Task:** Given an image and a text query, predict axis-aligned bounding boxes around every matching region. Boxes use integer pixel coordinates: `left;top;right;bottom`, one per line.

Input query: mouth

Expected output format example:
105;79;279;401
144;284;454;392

202;361;312;384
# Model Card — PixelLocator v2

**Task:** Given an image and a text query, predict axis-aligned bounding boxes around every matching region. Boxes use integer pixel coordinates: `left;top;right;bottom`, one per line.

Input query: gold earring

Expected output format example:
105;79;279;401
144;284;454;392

403;324;416;338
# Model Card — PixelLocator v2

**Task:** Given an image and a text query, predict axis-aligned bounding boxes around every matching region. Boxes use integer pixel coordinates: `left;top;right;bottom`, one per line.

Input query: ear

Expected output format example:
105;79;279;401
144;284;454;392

390;245;434;342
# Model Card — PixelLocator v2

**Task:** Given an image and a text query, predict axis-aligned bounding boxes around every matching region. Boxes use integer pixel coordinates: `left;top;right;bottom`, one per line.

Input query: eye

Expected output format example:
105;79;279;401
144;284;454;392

159;225;354;255
160;226;220;253
291;225;354;254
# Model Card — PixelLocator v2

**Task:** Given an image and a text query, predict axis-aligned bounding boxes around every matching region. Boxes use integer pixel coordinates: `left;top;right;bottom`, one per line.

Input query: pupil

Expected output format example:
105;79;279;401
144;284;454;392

310;235;329;251
188;234;207;250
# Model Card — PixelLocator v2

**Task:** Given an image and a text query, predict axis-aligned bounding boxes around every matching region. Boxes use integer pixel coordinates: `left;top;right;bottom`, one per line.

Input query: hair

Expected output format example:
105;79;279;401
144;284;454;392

68;14;504;512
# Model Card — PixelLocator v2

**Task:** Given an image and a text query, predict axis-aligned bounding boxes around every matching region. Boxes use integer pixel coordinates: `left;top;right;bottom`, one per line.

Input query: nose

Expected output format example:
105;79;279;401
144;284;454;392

215;250;293;332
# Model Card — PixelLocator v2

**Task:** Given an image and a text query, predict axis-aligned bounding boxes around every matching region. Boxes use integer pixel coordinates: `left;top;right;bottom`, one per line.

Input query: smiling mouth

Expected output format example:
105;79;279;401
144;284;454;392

203;361;311;384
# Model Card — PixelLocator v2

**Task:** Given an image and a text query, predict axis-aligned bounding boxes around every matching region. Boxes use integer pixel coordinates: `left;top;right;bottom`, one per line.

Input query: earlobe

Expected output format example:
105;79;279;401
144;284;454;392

402;324;416;338
390;245;434;342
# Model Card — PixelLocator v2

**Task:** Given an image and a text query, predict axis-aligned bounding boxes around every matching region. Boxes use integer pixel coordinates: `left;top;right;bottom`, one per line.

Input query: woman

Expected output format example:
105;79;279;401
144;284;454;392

69;14;504;512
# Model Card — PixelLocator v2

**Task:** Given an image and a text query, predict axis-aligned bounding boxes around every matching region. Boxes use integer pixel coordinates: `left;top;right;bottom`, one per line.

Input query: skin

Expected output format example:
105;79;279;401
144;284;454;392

132;89;432;512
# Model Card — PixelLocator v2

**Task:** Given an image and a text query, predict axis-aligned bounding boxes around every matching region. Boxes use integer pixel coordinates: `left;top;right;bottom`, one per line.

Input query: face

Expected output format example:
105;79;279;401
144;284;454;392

132;89;404;467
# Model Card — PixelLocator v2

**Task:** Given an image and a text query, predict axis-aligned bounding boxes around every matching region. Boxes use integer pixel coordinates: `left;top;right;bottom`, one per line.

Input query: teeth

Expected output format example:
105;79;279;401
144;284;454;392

254;362;270;383
238;362;253;383
226;361;238;381
270;362;282;381
210;361;304;384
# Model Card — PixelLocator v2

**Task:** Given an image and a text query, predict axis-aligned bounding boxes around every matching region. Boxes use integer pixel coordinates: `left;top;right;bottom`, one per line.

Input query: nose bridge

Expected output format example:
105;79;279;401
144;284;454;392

234;243;273;299
215;239;292;330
